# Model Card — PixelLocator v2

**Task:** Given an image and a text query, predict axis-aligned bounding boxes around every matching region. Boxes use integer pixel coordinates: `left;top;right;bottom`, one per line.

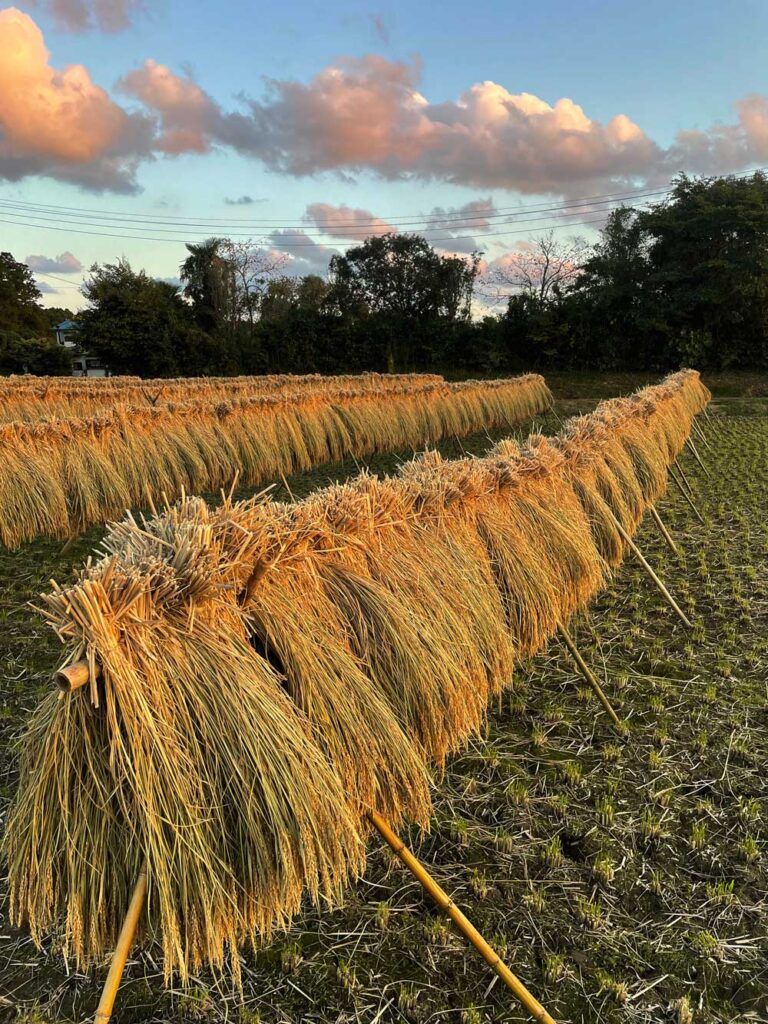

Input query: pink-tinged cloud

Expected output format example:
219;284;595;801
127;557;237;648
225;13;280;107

304;202;396;240
0;7;151;190
117;59;219;154
38;0;143;33
230;57;768;194
26;250;83;272
268;229;339;277
229;57;658;192
5;17;768;197
427;198;496;232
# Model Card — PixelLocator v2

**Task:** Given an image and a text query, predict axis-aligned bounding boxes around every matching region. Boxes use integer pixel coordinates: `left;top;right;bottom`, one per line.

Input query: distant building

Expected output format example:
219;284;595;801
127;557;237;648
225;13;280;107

52;321;109;377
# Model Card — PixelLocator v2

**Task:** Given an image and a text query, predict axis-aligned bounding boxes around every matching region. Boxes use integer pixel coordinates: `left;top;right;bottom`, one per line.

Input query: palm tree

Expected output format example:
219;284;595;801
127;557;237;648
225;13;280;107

179;237;223;332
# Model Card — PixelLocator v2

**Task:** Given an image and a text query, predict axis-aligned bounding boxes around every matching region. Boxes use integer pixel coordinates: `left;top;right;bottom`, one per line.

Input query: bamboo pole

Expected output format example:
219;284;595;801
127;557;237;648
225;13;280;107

55;659;92;693
609;513;693;629
673;459;695;497
668;466;704;524
691;417;712;451
556;621;624;733
94;862;148;1024
648;505;680;556
702;406;720;438
61;662;556;1023
59;534;78;556
368;810;557;1024
685;437;710;478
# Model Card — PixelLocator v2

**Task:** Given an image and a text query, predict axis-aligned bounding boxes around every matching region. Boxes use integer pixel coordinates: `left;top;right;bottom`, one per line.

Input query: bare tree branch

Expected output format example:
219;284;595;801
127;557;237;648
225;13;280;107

488;230;588;304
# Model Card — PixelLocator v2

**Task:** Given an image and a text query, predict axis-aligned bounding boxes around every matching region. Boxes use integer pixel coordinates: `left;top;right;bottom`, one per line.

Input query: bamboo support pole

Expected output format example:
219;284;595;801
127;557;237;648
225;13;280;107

556;621;624;732
668;466;704;524
59;534;78;556
673;459;695;497
691;417;712;451
702;406;720;438
610;513;693;629
60;662;556;1024
368;810;556;1024
648;505;680;556
94;862;148;1024
685;437;710;478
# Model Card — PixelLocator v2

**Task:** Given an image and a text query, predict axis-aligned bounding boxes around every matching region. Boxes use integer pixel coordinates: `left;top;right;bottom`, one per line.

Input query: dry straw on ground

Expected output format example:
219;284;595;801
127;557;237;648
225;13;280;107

0;373;551;547
4;370;710;986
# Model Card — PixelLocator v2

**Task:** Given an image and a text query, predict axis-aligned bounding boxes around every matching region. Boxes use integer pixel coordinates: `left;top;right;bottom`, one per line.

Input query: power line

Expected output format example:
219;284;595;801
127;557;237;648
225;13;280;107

5;165;763;253
0;186;671;232
34;270;85;289
3;208;650;250
2;167;765;234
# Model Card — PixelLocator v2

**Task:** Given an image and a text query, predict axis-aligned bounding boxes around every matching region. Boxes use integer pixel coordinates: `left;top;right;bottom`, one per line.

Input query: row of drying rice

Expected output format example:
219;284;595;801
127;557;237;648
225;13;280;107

0;374;552;547
4;370;710;985
0;372;444;423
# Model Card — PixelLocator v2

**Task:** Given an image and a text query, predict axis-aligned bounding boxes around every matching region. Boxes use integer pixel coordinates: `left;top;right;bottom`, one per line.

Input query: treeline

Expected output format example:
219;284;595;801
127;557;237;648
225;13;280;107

4;172;768;377
0;252;74;375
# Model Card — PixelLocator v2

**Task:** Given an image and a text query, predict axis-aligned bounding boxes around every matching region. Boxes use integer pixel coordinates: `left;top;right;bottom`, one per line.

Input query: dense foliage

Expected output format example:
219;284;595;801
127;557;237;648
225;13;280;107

4;173;768;377
0;253;73;374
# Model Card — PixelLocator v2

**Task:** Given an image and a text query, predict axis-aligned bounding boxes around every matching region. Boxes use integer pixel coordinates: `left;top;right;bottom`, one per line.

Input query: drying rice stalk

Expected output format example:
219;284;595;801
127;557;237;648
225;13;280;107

4;370;709;1016
0;372;445;424
0;374;552;547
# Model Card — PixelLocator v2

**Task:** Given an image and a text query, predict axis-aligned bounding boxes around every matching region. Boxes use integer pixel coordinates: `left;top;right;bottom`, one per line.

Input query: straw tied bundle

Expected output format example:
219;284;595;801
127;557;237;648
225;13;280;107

5;370;709;1016
0;374;551;548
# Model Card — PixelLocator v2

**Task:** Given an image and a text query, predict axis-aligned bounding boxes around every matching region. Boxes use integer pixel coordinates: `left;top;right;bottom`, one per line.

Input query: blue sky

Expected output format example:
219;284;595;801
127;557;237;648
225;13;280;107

2;0;767;307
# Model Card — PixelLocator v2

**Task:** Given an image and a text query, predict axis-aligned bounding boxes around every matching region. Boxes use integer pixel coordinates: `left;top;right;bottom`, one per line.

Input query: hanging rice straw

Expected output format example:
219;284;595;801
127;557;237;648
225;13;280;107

4;369;709;1010
0;374;552;547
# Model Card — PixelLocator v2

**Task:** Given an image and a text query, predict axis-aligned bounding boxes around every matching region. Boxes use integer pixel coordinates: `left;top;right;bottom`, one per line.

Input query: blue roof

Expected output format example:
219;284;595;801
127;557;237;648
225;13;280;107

53;320;79;331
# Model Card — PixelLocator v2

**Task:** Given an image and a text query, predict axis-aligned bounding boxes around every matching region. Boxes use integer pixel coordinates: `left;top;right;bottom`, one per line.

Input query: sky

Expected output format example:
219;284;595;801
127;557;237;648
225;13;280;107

2;0;768;308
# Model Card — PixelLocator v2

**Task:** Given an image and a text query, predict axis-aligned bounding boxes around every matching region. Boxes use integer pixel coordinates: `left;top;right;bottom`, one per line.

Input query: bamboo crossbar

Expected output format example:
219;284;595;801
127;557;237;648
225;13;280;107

55;659;92;693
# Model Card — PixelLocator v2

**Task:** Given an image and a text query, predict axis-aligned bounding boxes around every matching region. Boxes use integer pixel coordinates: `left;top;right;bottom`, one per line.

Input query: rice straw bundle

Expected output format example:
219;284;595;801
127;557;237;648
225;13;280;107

4;369;709;987
0;374;552;547
0;372;445;425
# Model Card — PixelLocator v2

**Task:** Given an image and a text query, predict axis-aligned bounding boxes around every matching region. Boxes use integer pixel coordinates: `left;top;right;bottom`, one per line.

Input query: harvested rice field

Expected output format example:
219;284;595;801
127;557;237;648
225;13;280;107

1;373;767;1024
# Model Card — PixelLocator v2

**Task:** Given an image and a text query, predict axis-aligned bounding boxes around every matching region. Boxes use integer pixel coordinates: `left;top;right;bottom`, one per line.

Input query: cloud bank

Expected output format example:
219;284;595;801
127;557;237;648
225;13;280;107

267;229;339;277
3;10;768;196
26;250;83;272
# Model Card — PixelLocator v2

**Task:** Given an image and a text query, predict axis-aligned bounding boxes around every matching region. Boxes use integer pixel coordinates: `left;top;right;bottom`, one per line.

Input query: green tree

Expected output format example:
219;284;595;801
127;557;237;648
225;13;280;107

328;233;480;370
0;251;48;336
570;207;661;368
260;275;330;321
641;172;768;367
78;259;216;377
0;329;72;375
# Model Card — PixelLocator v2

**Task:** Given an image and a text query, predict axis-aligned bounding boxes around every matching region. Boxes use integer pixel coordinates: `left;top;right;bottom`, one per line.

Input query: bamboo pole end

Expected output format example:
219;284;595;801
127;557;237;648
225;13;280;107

55;660;91;693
